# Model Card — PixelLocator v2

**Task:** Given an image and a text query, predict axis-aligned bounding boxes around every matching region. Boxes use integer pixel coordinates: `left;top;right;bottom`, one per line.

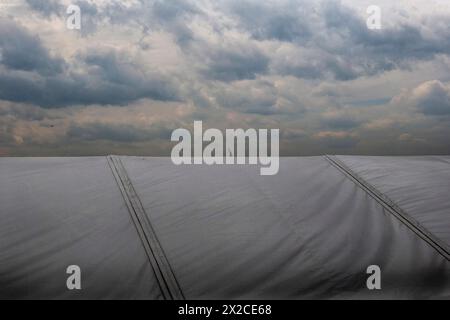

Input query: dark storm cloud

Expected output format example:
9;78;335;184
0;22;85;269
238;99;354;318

0;20;65;75
317;1;450;79
224;0;450;81
0;19;180;107
79;49;179;103
22;0;450;82
26;0;267;82
322;2;449;61
0;62;180;108
0;66;179;108
0;71;47;106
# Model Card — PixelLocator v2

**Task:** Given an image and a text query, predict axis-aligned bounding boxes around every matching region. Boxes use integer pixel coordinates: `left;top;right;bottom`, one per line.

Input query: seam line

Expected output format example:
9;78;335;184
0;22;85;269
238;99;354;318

107;155;185;300
324;155;450;261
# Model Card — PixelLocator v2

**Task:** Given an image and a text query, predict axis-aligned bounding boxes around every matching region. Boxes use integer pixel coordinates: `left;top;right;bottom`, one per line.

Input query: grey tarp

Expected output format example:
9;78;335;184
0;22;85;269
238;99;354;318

0;156;449;299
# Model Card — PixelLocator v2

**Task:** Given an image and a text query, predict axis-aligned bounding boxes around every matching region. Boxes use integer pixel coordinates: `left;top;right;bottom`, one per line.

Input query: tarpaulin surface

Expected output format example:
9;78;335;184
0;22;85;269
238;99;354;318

122;156;450;299
0;157;162;299
336;156;450;248
0;156;449;299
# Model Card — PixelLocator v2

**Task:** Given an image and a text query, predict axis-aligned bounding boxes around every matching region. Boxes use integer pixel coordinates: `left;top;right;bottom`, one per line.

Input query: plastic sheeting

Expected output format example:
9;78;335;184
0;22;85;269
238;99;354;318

335;156;450;248
0;158;162;299
0;156;449;299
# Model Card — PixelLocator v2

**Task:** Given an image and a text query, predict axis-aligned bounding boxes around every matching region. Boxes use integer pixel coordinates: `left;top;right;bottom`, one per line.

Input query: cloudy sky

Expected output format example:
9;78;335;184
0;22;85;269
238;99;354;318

1;0;450;156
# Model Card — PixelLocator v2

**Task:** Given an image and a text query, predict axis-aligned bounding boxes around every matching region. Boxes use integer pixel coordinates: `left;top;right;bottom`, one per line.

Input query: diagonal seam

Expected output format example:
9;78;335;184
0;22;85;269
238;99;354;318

324;155;450;261
107;155;185;300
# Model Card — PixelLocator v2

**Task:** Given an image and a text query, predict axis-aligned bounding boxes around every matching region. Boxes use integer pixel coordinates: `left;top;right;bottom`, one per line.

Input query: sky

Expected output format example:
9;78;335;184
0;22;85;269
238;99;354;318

1;0;450;156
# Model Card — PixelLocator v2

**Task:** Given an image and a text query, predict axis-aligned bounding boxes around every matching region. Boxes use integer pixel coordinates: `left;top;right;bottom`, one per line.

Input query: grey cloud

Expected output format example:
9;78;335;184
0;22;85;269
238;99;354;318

152;0;200;22
81;0;200;42
25;0;62;17
0;101;47;121
138;0;201;46
277;64;324;80
0;19;65;75
2;0;450;155
225;0;312;43
0;101;49;121
314;132;359;149
76;49;180;103
323;2;449;60
213;80;278;114
0;63;180;108
320;2;450;77
0;19;180;108
21;0;450;82
67;121;173;142
322;117;360;130
390;80;450;116
273;53;359;81
75;0;98;15
240;1;450;81
413;81;450;116
27;0;102;35
201;45;269;82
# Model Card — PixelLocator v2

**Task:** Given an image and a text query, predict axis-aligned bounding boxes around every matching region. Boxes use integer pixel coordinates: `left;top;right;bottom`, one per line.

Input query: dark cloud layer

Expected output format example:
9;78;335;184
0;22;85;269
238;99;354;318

0;20;65;75
19;0;450;81
16;0;450;84
0;19;179;108
1;0;450;154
